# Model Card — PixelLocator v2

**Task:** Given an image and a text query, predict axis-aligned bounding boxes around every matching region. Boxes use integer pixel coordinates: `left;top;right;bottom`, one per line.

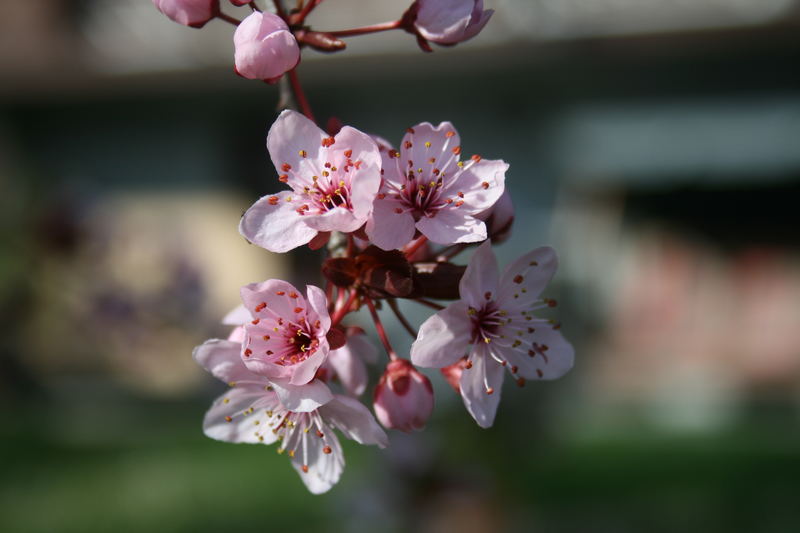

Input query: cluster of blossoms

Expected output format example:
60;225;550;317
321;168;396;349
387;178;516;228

155;0;573;493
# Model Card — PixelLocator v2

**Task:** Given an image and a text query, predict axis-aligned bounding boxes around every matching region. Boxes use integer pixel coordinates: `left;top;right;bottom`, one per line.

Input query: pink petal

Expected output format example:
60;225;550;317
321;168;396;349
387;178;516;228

415;0;474;43
458;240;499;308
266;110;326;182
271;378;334;412
399;122;462;179
302;206;362;233
459;343;505;428
319;395;389;448
411;300;472;368
416;209;486;245
305;284;331;331
291;429;344;494
442;159;507;215
289;343;329;385
239;190;317;253
525;325;574;381
240;279;305;319
327;343;369;396
365;197;417;250
193;339;253;384
203;386;281;444
334;126;382;221
497;246;558;307
346;332;378;364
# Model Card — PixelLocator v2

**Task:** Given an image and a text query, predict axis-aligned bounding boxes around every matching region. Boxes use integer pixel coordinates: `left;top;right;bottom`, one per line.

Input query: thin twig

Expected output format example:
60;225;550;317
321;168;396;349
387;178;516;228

365;298;398;360
413;298;445;311
326;19;403;38
386;298;417;339
287;68;316;123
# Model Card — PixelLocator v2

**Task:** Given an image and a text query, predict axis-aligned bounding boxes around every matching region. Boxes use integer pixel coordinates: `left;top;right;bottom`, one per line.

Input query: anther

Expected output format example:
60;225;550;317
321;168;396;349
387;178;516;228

482;181;489;189
486;387;494;395
452;146;461;155
471;154;482;162
255;302;267;312
244;348;252;357
424;141;431;148
298;150;307;158
251;318;260;325
323;446;332;454
268;196;279;206
344;149;352;158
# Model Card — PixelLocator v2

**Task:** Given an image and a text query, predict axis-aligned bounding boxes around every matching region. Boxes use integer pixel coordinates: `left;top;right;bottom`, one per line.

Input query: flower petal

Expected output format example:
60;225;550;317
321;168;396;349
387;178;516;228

266;110;326;177
458;240;498;308
203;386;281;444
365;197;417;250
526;324;574;381
319;395;389;448
497;246;558;306
193;339;253;384
411;300;472;368
400;122;462;178
416;209;486;245
327;343;369;396
291;428;344;494
459;344;504;428
271;378;334;412
443;159;507;215
239;190;317;253
305;284;331;331
289;343;329;385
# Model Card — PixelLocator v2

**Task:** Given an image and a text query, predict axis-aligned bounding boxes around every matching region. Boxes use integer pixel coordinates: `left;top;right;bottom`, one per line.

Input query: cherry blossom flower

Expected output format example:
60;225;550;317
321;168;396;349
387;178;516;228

373;359;434;432
233;279;336;411
411;241;574;428
413;0;493;45
152;0;219;28
318;328;376;397
194;339;388;494
233;11;300;82
240;110;382;253
365;121;507;250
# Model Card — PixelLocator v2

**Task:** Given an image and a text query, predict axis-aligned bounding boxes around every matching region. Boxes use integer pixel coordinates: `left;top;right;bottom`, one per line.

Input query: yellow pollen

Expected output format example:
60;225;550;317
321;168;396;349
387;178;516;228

338;180;345;187
228;381;236;387
458;161;464;167
223;398;230;404
299;150;307;157
425;141;431;148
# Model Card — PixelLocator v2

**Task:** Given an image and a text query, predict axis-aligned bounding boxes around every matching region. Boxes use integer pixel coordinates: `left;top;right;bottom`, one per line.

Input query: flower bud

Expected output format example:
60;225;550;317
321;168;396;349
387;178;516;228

412;0;493;45
374;359;434;432
233;11;300;82
152;0;219;29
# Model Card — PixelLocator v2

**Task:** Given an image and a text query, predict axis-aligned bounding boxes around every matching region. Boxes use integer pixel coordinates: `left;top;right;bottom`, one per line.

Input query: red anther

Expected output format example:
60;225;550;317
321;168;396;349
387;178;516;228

455;200;464;207
316;430;324;438
548;299;557;307
433;168;440;175
528;350;536;357
244;348;252;357
301;465;309;473
486;387;494;395
471;154;482;162
465;360;473;369
511;365;518;373
389;150;399;158
266;350;273;355
445;131;455;138
517;378;526;387
289;291;299;299
225;416;233;422
262;335;270;341
394;207;403;214
484;291;492;300
323;446;332;454
457;191;464;198
406;127;415;134
513;274;524;284
344;149;352;158
268;196;279;206
293;307;303;313
528;327;535;333
481;181;490;189
377;193;386;200
452;146;461;155
536;369;544;378
404;140;413;149
446;198;453;204
321;136;335;147
501;360;507;366
251;318;260;325
282;163;291;172
279;174;289;183
354;160;362;169
255;302;267;312
324;162;331;168
276;291;286;296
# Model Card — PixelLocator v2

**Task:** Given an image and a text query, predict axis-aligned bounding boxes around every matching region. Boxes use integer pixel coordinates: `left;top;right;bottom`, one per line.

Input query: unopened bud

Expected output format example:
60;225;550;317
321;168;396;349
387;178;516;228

374;359;433;432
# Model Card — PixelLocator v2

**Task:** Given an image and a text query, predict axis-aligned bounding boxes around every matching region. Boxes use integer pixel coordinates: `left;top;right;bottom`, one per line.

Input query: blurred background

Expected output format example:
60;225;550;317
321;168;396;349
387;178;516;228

1;0;800;531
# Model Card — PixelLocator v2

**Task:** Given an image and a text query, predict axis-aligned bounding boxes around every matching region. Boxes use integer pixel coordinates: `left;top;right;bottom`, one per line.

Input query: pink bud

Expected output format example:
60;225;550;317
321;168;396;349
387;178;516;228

152;0;219;29
412;0;493;45
233;11;300;82
373;359;434;432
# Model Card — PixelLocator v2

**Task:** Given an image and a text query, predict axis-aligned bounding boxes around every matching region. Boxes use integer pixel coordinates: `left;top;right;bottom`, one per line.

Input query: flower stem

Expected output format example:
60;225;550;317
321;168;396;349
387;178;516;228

365;297;398;360
436;243;468;261
273;0;287;20
216;13;242;26
326;20;403;38
413;298;445;311
287;68;316;123
295;0;322;24
331;289;358;327
387;298;417;339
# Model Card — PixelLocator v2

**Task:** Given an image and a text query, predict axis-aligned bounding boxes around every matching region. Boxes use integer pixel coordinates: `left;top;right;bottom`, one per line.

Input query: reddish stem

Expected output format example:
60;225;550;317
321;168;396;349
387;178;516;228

331;289;358;327
295;0;321;24
413;298;445;311
436;243;468;261
216;13;242;26
403;235;428;259
365;298;398;360
287;68;316;123
249;1;260;11
326;19;403;38
273;0;288;20
387;298;417;339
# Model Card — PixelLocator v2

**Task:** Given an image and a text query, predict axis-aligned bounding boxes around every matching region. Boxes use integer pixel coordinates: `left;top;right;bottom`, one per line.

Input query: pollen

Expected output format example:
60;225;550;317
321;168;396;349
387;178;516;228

404;141;413;149
268;196;279;206
452;146;461;155
289;291;299;298
244;348;252;357
225;416;233;422
482;181;490;189
263;334;270;340
323;446;332;454
513;275;524;284
486;387;494;395
529;260;539;266
251;318;260;325
276;291;285;296
302;465;309;473
223;398;230;404
279;174;288;183
471;154;482;162
424;141;431;148
255;302;267;312
344;149;352;158
299;150;307;158
321;136;335;147
536;369;544;378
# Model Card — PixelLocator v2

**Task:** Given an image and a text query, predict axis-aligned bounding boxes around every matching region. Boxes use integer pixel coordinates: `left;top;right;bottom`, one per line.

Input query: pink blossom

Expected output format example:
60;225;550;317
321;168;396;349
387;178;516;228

477;188;514;244
365;122;507;250
373;359;434;432
194;339;388;494
233;11;300;82
152;0;219;28
411;241;574;428
318;328;377;397
234;280;336;410
413;0;493;45
240;110;382;253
